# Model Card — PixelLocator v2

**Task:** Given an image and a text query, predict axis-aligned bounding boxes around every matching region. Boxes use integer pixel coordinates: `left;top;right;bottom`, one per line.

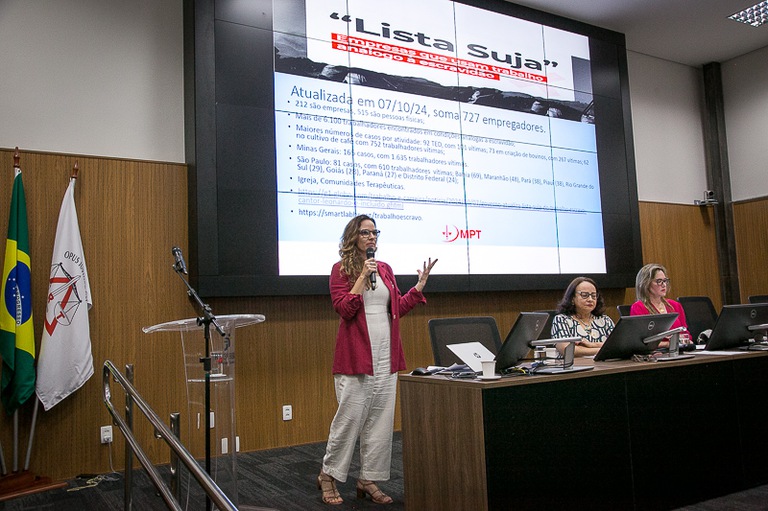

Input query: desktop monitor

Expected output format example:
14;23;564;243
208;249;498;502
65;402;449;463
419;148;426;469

704;303;768;351
593;313;678;361
495;312;549;371
534;310;557;340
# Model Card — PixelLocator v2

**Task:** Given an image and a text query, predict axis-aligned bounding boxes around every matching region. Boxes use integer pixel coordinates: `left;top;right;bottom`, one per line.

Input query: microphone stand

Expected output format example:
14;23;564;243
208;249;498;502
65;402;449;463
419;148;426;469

172;258;230;511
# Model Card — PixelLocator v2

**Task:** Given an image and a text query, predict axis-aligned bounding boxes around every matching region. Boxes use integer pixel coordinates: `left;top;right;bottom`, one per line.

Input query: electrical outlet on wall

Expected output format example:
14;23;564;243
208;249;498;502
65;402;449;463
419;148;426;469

100;425;113;444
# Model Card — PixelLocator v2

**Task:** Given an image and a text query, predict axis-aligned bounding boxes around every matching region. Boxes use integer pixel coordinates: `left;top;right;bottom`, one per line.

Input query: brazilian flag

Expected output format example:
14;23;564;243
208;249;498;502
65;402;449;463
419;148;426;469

0;168;35;414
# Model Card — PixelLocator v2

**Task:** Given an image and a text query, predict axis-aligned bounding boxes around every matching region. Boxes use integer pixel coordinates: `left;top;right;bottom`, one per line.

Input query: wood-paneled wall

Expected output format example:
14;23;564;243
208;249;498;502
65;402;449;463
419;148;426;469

733;198;768;302
0;149;190;481
0;149;741;482
635;201;722;310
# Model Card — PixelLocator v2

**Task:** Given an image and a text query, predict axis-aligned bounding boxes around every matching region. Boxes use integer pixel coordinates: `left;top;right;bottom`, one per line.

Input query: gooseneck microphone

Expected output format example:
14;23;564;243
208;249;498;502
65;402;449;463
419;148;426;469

366;247;377;289
172;246;188;275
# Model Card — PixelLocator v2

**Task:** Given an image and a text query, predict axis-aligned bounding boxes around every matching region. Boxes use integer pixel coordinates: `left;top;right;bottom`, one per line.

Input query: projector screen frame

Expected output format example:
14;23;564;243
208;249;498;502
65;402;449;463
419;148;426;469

183;0;642;297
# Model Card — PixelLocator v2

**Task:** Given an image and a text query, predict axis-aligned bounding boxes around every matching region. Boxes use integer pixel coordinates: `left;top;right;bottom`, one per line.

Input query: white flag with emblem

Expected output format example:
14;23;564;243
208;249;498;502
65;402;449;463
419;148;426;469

35;177;93;410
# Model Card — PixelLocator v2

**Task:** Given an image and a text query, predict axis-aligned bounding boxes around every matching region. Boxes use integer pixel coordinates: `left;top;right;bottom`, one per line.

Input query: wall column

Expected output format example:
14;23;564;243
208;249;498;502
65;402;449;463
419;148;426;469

702;62;740;305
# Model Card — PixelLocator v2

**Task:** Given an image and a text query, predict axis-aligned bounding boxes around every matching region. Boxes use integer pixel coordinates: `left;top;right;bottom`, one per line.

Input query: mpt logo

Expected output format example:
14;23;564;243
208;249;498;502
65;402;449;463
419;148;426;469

442;225;482;242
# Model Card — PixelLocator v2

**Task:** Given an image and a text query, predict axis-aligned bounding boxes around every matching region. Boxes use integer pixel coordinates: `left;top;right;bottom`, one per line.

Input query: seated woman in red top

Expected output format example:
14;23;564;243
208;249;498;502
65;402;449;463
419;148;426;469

630;263;692;347
317;214;437;506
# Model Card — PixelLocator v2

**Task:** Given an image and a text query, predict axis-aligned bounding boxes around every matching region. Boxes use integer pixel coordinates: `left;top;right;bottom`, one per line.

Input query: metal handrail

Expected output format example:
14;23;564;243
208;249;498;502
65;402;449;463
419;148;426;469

102;360;237;511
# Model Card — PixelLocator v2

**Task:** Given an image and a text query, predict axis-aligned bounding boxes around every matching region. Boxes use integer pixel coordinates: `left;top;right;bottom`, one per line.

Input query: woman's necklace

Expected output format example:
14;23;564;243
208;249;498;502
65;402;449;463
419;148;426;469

573;314;593;337
650;301;666;313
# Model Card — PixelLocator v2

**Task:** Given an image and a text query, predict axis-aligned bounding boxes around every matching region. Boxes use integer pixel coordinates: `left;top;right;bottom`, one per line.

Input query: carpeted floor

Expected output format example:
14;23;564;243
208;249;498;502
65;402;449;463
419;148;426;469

1;432;767;510
0;434;404;511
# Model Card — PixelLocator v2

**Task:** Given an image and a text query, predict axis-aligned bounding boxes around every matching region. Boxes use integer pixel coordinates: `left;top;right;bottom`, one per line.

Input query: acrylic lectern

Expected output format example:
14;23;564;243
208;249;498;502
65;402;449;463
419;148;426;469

143;314;265;508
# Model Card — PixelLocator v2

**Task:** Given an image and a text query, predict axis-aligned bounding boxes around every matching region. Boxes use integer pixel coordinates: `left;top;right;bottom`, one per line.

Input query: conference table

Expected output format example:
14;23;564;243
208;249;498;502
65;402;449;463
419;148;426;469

399;351;768;511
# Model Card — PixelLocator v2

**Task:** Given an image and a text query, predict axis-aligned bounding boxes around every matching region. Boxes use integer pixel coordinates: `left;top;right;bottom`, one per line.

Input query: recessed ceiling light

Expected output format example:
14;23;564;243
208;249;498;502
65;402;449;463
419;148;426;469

728;1;768;27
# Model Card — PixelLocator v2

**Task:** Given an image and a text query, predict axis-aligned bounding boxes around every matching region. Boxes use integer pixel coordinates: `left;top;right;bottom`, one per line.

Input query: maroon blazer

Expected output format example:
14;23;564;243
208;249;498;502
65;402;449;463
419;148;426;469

329;260;426;375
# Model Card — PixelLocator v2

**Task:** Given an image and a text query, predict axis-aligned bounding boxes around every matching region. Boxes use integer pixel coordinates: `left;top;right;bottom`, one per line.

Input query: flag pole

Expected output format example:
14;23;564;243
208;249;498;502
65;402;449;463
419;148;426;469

13;411;18;473
0;149;67;500
0;148;20;478
0;438;6;475
23;398;38;471
23;162;77;472
10;150;23;474
10;149;22;474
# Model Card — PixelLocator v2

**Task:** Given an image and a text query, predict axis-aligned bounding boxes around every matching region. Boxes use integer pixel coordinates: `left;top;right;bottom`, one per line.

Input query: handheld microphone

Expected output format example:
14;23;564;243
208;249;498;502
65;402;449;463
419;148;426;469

172;246;188;274
366;247;377;288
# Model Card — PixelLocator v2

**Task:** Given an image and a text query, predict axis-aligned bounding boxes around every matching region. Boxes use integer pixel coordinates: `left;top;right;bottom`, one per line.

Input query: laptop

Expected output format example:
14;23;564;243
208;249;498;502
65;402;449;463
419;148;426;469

531;336;595;374
495;312;550;372
446;342;496;373
594;313;679;361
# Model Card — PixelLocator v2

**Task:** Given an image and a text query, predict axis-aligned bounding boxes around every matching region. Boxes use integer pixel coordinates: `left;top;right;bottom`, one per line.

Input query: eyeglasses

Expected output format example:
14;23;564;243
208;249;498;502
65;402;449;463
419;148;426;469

654;278;671;286
576;292;598;300
359;229;381;238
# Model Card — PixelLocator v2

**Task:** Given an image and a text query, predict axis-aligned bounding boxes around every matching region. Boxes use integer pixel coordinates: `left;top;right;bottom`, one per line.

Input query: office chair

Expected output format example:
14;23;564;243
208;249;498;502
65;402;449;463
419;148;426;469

427;316;502;367
533;310;557;339
748;295;768;304
677;296;718;342
617;304;632;317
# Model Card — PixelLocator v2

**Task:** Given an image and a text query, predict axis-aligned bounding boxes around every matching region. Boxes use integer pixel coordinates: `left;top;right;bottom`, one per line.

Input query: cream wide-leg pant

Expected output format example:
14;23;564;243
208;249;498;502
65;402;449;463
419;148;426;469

321;370;397;482
322;286;396;483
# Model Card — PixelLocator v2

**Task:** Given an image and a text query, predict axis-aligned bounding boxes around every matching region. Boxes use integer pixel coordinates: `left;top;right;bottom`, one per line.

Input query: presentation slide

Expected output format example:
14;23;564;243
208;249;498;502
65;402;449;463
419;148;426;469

273;0;605;277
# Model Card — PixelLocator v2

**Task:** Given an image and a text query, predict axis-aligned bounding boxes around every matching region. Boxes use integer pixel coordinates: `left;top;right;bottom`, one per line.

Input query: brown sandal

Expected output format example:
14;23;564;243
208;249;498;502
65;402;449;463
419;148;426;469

317;472;343;505
356;479;393;504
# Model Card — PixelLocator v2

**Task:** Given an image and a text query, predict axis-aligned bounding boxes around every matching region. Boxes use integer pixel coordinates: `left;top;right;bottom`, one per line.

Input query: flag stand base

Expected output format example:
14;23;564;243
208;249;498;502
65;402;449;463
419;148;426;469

0;470;67;502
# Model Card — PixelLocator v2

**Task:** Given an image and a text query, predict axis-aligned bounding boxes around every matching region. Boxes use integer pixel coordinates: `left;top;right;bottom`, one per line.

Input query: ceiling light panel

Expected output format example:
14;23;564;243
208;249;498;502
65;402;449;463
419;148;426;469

728;1;768;27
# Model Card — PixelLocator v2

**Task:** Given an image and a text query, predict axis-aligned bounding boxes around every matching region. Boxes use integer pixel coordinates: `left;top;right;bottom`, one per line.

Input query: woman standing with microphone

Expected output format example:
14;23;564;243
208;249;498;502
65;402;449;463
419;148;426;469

318;214;437;505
